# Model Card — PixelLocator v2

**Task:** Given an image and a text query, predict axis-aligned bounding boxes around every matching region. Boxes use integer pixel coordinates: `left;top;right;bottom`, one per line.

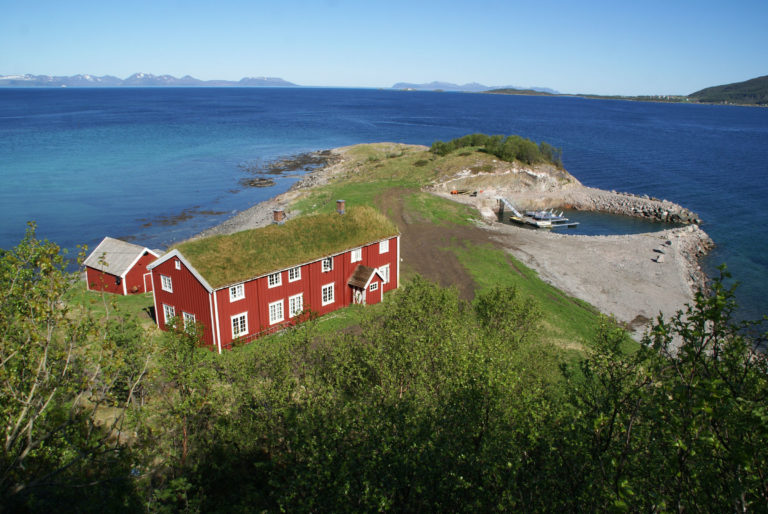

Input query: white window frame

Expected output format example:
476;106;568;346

369;282;379;292
379;239;389;254
163;304;175;324
183;311;195;331
288;266;301;282
351;248;362;263
231;312;248;339
288;293;303;318
379;264;390;284
175;260;181;270
322;283;335;306
229;283;245;302
268;272;282;288
268;299;284;325
321;257;333;272
161;274;173;293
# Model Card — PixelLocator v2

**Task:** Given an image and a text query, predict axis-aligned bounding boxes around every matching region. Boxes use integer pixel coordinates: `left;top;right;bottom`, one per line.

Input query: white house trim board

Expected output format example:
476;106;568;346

122;249;159;281
147;249;214;293
151;270;160;329
122;277;128;295
396;235;401;287
213;291;222;354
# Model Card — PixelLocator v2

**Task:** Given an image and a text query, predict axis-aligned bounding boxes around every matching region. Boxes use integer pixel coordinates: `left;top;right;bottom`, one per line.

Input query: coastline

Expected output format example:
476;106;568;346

188;145;713;338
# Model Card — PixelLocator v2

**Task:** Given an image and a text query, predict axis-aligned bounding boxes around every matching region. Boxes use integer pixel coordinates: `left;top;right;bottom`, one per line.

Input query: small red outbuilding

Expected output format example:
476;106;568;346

84;237;160;295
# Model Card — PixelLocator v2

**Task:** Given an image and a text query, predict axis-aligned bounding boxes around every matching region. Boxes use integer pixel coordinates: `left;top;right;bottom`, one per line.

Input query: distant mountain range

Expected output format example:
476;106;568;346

392;81;559;94
689;75;768;106
0;73;297;88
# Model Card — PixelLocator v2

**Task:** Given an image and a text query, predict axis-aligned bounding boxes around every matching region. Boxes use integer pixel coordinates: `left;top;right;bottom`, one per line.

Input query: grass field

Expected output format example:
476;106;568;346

66;143;631;356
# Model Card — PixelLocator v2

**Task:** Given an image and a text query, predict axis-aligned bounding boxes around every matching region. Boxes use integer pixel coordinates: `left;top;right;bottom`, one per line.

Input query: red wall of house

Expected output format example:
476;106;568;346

155;235;400;351
86;267;123;295
151;257;214;348
124;252;157;294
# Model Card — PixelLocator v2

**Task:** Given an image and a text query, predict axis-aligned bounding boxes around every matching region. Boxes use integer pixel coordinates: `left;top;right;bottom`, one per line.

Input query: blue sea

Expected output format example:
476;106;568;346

1;88;767;320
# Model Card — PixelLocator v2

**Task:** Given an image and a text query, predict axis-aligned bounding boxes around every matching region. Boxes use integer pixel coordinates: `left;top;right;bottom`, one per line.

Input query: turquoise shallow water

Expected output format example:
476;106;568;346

1;88;766;320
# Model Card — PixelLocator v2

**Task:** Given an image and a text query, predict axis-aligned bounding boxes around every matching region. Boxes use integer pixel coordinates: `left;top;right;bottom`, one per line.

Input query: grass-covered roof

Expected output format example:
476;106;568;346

174;206;399;289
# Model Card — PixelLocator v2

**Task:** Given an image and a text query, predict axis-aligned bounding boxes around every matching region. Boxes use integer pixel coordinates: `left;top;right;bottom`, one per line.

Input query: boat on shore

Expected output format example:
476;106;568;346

498;197;579;229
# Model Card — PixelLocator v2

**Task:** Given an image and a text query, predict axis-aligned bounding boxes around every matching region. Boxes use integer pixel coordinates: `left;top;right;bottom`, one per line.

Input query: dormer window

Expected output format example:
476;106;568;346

268;272;282;288
229;283;245;302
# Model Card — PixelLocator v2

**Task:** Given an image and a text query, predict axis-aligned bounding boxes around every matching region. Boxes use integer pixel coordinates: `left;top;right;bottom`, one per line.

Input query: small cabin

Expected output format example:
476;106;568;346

84;237;160;295
148;204;400;352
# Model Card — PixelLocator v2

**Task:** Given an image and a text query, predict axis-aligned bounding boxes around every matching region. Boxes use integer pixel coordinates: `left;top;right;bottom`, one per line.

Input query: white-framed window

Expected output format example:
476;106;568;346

379;239;389;254
379;264;390;284
175;260;181;270
268;272;282;288
231;312;248;339
369;282;379;292
161;275;173;293
269;300;284;325
322;283;335;306
229;283;245;302
288;293;303;318
321;257;333;272
288;266;301;282
351;248;362;263
183;311;195;331
163;304;175;324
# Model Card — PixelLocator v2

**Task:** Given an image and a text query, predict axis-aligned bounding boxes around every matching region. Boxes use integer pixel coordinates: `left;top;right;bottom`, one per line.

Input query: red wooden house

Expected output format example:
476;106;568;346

148;204;400;352
84;237;160;295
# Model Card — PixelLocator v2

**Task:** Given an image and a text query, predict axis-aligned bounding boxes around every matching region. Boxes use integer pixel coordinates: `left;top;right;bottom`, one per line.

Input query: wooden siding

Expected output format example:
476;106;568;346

151;256;214;348
124;252;157;293
157;235;401;351
86;267;123;295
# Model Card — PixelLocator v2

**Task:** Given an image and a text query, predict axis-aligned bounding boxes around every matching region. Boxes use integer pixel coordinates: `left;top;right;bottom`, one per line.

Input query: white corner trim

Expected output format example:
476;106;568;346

147;249;214;293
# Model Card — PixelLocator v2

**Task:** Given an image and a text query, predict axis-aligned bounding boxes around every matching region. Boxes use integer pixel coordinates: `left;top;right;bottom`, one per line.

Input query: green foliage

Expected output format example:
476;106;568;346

559;267;768;511
4;225;768;511
0;224;147;510
430;133;563;167
689;74;768;105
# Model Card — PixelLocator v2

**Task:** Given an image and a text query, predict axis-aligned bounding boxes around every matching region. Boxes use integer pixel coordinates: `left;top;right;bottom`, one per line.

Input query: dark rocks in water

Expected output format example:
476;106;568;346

240;177;276;188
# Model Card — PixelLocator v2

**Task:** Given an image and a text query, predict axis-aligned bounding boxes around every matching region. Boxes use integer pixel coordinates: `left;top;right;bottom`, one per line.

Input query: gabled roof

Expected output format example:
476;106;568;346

84;237;159;277
172;206;399;289
347;265;383;289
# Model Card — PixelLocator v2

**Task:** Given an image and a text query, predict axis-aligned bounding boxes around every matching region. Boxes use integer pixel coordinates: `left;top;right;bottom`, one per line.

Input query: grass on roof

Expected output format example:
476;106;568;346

174;206;399;289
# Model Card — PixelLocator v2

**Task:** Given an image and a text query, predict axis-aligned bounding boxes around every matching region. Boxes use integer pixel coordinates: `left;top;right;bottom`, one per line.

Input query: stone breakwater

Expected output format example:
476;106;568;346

563;187;702;225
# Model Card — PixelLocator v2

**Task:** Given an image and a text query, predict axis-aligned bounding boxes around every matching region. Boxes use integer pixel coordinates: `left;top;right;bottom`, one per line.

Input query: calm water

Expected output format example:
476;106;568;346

1;88;766;319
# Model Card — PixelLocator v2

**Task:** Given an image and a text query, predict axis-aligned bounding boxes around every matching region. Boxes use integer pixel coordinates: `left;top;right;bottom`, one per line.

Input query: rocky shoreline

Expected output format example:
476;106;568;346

189;144;713;338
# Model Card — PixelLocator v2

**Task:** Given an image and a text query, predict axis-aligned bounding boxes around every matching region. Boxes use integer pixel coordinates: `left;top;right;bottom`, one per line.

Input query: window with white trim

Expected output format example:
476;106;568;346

269;300;284;325
268;272;282;288
379;239;389;254
183;312;195;331
163;304;175;324
321;257;333;272
231;312;248;339
175;260;181;270
288;266;301;282
322;283;335;306
229;283;245;302
351;248;362;263
369;282;378;292
379;264;390;284
288;293;303;318
161;275;173;293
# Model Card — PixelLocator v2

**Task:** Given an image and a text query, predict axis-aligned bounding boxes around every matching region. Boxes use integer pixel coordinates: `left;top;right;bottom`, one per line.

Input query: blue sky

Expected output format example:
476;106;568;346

2;0;766;95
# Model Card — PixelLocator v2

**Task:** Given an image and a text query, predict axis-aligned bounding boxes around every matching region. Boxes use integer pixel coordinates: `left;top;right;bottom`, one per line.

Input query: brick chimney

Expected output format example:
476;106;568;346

273;208;285;224
336;199;345;215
